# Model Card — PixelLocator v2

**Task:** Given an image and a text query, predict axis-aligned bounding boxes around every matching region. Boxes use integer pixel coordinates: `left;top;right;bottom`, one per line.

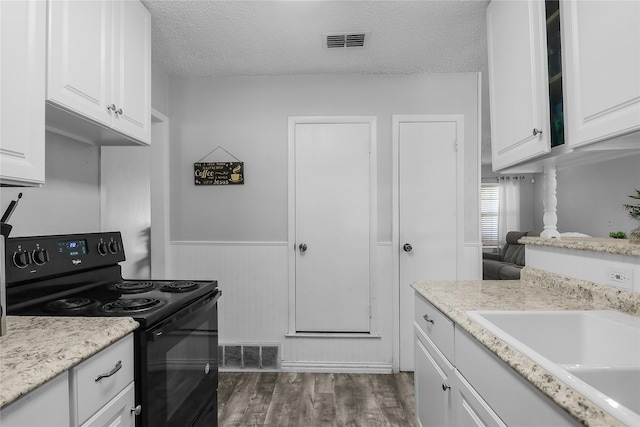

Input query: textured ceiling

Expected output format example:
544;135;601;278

142;0;492;161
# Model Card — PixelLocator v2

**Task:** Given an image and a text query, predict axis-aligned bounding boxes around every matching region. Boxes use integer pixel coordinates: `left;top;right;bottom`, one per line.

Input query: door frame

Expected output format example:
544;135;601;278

287;116;378;335
392;114;465;371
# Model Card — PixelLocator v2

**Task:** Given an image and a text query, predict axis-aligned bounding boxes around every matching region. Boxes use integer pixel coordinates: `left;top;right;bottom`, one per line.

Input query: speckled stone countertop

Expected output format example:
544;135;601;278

0;316;139;408
520;236;640;257
412;267;640;427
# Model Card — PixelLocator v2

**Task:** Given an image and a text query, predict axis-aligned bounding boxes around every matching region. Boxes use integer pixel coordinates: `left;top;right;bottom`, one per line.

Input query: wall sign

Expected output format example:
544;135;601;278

194;161;244;185
194;146;244;185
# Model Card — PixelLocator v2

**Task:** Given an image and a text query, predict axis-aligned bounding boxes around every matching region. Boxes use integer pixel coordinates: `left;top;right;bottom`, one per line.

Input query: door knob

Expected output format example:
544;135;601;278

403;243;413;252
298;243;308;253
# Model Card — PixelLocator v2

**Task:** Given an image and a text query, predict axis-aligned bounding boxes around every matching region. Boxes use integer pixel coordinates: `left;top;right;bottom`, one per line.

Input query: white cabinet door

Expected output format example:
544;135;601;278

0;0;45;186
1;372;70;427
415;331;453;427
81;383;136;427
47;0;112;127
563;1;640;148
453;370;506;427
111;0;151;143
487;0;551;171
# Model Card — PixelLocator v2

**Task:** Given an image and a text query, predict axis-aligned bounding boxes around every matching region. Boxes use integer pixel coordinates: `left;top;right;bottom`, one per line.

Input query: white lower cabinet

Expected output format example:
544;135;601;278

414;293;579;427
71;334;135;426
0;334;135;427
1;372;70;426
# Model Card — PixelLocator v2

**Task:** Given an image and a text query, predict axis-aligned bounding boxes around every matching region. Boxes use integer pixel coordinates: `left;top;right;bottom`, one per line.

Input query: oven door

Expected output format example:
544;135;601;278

138;290;220;427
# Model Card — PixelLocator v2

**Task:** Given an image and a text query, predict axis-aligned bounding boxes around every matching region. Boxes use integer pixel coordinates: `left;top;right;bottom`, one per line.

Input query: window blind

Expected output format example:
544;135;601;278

481;183;499;247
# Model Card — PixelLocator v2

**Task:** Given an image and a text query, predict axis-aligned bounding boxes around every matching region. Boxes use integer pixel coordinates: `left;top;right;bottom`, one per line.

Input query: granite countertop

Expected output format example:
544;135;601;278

0;316;139;409
520;236;640;257
412;267;640;427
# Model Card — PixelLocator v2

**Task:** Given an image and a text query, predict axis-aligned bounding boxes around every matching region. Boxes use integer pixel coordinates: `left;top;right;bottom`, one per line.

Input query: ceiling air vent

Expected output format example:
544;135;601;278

323;32;368;49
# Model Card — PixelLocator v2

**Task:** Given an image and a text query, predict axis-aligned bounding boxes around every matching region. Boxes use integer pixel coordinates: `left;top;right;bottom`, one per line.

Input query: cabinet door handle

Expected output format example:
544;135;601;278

442;383;451;391
131;405;142;416
532;128;543;136
107;104;116;112
423;314;434;324
116;108;123;115
95;360;122;382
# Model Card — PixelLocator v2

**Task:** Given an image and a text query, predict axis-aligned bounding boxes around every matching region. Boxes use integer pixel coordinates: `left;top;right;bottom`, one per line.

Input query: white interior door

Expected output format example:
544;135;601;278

394;115;463;371
290;117;376;333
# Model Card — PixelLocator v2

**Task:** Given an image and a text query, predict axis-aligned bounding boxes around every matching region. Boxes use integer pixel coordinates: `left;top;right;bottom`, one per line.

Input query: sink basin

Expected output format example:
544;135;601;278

467;310;640;426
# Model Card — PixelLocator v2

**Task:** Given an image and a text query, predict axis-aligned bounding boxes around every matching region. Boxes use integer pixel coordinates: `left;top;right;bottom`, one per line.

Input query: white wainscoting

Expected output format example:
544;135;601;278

170;241;290;344
170;241;395;372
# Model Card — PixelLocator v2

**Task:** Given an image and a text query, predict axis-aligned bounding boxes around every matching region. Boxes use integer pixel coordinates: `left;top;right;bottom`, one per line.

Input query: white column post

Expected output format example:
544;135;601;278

540;162;561;239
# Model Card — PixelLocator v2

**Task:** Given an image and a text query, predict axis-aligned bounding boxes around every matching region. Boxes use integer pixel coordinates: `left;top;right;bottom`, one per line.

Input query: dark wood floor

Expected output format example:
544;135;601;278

217;372;419;427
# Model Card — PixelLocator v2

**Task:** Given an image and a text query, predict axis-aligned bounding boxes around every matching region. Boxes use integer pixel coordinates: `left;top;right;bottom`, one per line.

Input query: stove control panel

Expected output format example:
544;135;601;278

5;232;125;285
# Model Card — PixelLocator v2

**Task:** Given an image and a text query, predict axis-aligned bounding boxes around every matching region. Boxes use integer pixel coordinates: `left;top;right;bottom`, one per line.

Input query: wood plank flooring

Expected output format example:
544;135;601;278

217;372;419;427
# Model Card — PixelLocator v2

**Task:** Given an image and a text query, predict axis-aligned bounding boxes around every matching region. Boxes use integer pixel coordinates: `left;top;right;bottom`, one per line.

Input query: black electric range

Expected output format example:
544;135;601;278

5;231;220;427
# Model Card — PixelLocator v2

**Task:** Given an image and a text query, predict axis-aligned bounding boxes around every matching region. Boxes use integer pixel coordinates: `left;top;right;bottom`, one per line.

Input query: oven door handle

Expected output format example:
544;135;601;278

148;291;220;340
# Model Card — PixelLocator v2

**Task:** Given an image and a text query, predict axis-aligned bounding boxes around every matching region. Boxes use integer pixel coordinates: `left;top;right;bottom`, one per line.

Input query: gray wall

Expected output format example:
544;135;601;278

168;73;481;243
0;133;101;237
533;154;640;238
151;64;169;116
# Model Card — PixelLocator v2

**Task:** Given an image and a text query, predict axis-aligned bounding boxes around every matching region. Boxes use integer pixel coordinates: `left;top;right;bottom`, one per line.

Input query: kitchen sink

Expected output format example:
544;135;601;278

466;310;640;426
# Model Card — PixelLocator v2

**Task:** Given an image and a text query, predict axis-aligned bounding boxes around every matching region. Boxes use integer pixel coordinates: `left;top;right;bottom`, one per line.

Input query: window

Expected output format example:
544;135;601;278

481;183;499;248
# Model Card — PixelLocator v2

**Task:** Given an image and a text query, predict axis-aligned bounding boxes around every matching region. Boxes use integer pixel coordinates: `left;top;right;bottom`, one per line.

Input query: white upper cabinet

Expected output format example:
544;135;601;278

563;0;640;149
46;0;151;146
486;0;551;171
111;0;152;144
0;0;46;186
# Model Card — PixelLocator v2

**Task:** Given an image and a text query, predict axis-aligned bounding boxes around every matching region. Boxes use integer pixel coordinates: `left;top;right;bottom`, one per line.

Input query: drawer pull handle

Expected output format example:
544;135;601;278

95;360;122;382
423;314;434;324
131;405;142;416
442;383;451;391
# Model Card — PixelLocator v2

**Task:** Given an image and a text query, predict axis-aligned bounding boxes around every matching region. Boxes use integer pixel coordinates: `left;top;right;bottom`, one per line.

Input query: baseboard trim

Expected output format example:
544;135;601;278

280;361;393;374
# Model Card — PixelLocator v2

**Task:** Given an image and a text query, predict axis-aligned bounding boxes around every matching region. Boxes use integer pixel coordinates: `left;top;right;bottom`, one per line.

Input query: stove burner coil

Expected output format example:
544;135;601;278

45;298;99;312
115;281;155;293
161;281;199;293
101;298;165;313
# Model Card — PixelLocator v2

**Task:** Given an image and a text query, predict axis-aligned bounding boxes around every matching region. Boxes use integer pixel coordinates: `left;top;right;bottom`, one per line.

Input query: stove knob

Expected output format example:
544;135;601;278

109;241;120;254
32;248;49;265
97;242;108;256
12;251;31;268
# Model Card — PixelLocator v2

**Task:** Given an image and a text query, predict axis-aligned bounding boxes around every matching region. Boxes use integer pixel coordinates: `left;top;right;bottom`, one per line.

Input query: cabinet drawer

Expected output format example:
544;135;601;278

415;293;454;362
72;334;134;425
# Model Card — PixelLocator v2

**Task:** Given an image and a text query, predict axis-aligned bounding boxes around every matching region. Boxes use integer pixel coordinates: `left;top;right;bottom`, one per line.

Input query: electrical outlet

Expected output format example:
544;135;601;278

606;267;633;288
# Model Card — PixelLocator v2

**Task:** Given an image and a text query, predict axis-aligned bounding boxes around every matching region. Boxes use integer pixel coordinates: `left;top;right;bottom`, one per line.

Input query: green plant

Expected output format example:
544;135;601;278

623;189;640;221
609;231;627;239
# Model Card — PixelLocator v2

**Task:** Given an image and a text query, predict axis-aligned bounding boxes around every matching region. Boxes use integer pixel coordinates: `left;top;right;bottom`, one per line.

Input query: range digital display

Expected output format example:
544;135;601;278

59;239;88;257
